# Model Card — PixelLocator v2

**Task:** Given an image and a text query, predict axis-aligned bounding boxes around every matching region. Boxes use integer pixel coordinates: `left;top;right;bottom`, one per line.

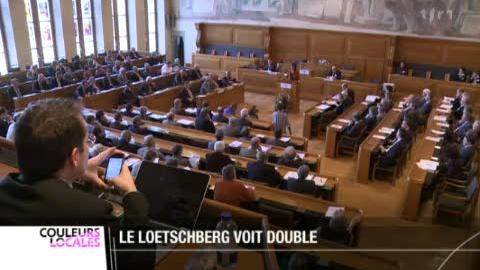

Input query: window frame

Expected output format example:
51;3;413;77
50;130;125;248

112;0;129;52
0;4;11;73
145;0;158;53
26;0;58;66
73;0;97;57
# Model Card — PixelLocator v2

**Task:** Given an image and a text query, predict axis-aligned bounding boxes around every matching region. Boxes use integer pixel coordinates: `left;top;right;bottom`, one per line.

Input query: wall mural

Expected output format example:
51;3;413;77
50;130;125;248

176;0;480;39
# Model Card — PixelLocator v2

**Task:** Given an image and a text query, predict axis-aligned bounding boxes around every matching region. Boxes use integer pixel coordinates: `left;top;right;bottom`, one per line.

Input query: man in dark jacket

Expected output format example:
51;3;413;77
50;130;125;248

205;141;234;173
247;151;282;186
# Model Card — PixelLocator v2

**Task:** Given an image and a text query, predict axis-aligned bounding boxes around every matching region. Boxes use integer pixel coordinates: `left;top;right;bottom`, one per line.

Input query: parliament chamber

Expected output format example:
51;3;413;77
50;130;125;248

0;1;479;270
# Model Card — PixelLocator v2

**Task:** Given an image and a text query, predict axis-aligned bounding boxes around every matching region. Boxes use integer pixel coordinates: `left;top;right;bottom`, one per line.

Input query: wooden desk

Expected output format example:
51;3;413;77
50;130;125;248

13;84;78;111
355;108;402;184
192;53;262;78
127;107;305;150
324;102;368;158
237;68;283;94
140;83;245;114
402;100;448;220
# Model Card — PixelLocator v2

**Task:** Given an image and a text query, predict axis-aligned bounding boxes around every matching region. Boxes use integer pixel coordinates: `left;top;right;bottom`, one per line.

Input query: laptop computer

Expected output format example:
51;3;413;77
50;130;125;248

135;161;210;230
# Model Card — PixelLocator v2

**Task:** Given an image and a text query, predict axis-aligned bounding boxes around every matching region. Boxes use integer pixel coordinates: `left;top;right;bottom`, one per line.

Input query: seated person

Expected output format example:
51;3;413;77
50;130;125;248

455;112;474;139
173;70;187;86
8;78;23;98
85;115;95;133
141;63;156;78
397;61;408;75
95;110;110;127
136;135;157;158
128;116;148;135
99;69;118;90
195;108;216;133
343;112;365;138
438;144;466;180
139;106;149;120
286;165;316;196
264;59;278;72
333;88;353;115
129;66;144;82
341;83;355;103
92;123;114;147
380;91;394;112
470;71;480;84
0;108;12;137
120;82;139;105
214;165;256;207
199;75;219;95
128;47;141;59
122;103;136;118
247;151;282;186
451;89;464;111
318;209;350;245
173;58;183;71
278;146;303;168
132;149;160;178
212;106;228;123
238;108;253;128
110;112;125;130
26;64;39;80
178;82;195;108
417;88;433;116
376;103;386;122
208;129;225;150
170;98;185;115
162;112;178;126
223;104;236;116
239;137;261;159
222;118;242;138
75;80;93;98
116;68;130;86
52;71;67;88
116;130;138;153
454;67;467;82
32;73;53;93
139;77;155;96
165;145;189;167
205;141;234;173
364;106;378;131
378;128;407;167
189;65;202;80
266;129;288;148
218;70;237;87
161;61;173;75
326;65;342;80
460;131;476;167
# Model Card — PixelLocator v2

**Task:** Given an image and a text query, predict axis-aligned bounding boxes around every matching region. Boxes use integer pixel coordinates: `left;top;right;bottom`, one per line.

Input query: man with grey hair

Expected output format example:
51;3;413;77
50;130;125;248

319;208;350;245
238;108;252;128
162;112;178;126
137;135;156;157
205;141;234;173
286;165;316;196
214;164;256;207
222;117;242;137
208;129;225;150
116;130;137;153
247;151;282;186
171;98;184;115
239;136;261;159
278;146;303;168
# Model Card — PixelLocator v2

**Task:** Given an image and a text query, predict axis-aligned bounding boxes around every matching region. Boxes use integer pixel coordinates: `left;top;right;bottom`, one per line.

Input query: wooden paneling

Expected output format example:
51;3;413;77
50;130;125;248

202;24;233;45
270;28;308;61
346;36;386;59
365;60;385;82
233;28;266;48
395;37;480;71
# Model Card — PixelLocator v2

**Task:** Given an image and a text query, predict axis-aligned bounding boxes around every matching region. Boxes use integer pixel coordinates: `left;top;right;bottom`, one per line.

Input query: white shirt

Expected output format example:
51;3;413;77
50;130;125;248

6;122;15;141
161;65;173;75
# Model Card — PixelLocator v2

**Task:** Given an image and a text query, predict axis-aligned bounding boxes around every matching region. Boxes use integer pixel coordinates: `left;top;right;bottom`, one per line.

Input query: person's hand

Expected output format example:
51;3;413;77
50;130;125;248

110;163;137;194
82;147;122;190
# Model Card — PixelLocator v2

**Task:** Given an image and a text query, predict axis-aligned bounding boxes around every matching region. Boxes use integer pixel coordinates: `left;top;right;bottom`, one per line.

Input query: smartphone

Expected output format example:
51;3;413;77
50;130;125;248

104;154;124;182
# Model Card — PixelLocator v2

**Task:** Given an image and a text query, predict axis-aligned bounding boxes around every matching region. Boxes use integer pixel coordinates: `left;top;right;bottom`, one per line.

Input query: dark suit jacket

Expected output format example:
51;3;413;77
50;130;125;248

365;115;377;131
417;98;432;115
327;70;342;80
128;125;148;135
247;161;282;186
0;173;148;225
195;117;216;133
278;157;303;168
117;138;139;153
265;138;288;148
452;97;461;110
286;178;316;196
460;145;474;167
238;117;252;128
205;152;234;173
380;139;406;166
344;120;364;137
212;114;228;123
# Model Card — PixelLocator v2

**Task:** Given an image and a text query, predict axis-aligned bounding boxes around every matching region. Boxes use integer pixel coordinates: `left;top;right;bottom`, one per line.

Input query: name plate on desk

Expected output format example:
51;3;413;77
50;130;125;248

280;83;292;89
299;69;310;75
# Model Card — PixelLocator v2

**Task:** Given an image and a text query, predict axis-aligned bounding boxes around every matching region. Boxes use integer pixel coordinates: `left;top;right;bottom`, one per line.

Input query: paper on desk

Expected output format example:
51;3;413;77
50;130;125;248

435;145;441;150
185;107;197;114
431;156;439;161
260;145;270;152
365;95;379;103
425;136;441;143
283;171;298;180
256;133;266;138
316;104;330;111
300;69;310;75
125;157;141;167
176;119;194;125
440;103;453;109
150;113;164;120
393;108;402;112
416;159;439;172
436;108;450;114
337;118;351;124
398;101;405;108
361;102;368;105
281;137;291;143
326;100;338;106
297;152;305;159
197;95;207;98
189;155;201;168
431;129;445;135
373;134;387;140
330;124;343;129
121;120;129;126
326;207;345;218
313;177;327;186
280;83;292;89
306;174;314;180
378;129;392;135
443;96;454;102
147;126;167;134
436;122;449;128
229;141;243;148
434;115;447;122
